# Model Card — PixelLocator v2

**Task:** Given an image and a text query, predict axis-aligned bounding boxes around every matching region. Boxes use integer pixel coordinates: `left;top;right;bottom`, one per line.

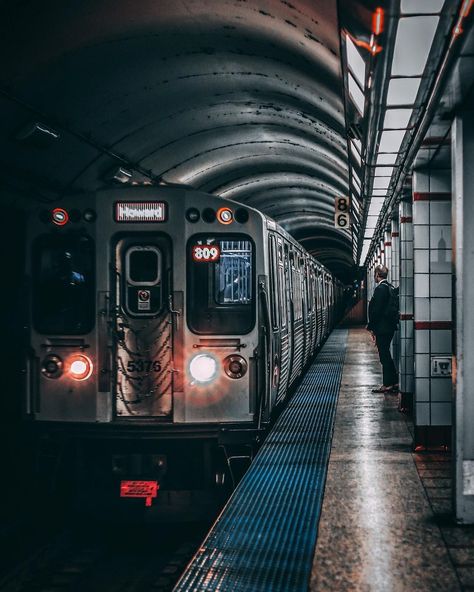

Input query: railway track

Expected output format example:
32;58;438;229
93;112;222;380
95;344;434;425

0;520;212;592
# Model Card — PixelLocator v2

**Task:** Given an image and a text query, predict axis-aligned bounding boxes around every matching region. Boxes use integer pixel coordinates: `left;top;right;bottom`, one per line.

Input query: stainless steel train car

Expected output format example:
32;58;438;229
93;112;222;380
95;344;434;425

25;187;344;506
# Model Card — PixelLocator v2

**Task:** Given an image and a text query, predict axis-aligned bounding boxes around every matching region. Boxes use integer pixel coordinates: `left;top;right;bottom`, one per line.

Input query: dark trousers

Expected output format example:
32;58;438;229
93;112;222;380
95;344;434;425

376;332;398;386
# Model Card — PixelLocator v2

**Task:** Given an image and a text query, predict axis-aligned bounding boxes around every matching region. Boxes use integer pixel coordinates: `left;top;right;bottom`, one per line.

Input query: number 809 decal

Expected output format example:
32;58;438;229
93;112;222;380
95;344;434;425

192;245;220;262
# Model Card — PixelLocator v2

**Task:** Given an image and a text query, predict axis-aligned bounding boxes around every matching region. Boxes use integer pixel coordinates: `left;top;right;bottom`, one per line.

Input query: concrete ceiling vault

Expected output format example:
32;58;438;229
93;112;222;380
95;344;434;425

0;0;352;279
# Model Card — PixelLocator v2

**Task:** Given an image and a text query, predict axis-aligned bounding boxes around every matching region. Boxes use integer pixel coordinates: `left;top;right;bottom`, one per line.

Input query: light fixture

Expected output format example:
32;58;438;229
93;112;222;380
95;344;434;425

189;354;218;384
346;34;366;87
52;208;69;226
348;73;365;116
108;166;132;184
217;207;233;225
386;78;421;106
391;16;439;77
68;354;93;381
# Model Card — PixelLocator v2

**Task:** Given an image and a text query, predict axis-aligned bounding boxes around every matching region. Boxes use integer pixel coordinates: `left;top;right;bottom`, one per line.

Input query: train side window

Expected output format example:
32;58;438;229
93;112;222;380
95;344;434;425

187;235;255;334
268;235;279;329
32;234;95;334
277;241;286;327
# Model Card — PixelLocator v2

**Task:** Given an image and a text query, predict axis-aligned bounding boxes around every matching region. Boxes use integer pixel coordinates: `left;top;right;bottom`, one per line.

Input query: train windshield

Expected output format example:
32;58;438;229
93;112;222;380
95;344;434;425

32;234;95;334
188;235;255;334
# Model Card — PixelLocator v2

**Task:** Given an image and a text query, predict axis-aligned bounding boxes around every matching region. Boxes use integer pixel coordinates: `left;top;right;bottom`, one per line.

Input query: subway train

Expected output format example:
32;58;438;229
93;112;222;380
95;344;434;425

24;187;344;507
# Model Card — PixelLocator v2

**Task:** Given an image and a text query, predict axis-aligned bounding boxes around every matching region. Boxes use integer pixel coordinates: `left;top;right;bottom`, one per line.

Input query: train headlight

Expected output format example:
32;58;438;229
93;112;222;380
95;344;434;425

68;354;93;381
41;355;63;379
189;354;218;384
224;355;248;379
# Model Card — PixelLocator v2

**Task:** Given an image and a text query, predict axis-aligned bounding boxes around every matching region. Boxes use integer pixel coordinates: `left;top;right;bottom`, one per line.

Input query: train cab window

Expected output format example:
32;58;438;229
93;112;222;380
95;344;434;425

127;249;161;284
187;235;255;334
214;240;252;305
32;234;95;334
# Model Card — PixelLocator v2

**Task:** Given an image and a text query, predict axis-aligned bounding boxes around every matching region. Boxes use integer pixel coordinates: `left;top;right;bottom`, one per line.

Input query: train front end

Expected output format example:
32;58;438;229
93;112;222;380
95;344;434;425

25;187;266;509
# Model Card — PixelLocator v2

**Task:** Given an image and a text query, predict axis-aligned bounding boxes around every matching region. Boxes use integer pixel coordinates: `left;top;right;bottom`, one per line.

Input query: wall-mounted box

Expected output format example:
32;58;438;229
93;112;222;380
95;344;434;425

431;356;452;377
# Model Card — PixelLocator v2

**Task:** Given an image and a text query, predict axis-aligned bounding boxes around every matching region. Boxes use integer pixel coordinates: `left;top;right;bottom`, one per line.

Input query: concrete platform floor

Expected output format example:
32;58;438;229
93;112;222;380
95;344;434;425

311;327;474;592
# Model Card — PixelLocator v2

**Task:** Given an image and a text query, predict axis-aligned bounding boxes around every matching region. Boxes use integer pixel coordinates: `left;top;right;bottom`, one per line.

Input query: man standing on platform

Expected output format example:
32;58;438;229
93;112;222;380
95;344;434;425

367;264;399;393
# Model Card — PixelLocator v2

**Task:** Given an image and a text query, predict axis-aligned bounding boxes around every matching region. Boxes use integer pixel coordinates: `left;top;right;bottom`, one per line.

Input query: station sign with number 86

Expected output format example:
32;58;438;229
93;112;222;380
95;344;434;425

335;196;350;228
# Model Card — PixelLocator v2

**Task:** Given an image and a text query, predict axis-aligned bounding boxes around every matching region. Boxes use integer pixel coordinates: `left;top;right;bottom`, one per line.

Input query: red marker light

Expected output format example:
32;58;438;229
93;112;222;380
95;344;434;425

52;208;69;226
68;354;93;381
217;207;233;225
372;8;384;36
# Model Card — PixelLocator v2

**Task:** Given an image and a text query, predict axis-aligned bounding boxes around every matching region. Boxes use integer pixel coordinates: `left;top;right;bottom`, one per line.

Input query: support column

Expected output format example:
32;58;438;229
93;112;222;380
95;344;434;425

453;112;474;523
399;200;414;412
412;169;452;449
391;217;400;380
384;227;392;282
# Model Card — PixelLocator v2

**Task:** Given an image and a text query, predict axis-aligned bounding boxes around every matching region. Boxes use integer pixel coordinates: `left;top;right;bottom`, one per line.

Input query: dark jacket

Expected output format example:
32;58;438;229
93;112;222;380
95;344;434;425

367;280;395;335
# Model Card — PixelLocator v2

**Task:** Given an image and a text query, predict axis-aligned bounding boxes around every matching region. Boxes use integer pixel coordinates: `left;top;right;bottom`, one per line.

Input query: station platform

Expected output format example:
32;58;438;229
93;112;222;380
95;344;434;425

175;328;474;592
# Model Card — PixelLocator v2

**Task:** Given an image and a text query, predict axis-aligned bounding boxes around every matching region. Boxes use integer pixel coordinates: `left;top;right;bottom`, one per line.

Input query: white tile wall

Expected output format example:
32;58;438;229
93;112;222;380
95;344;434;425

414;225;430;248
430;201;451;224
412;170;452;430
416;330;430;353
431;330;452;353
430;274;452;297
431;378;452;402
430;298;452;321
430;249;451;273
431;402;452;426
416;403;430;425
414;201;430;224
430;226;452;250
414;297;430;320
415;378;430;401
414;250;430;272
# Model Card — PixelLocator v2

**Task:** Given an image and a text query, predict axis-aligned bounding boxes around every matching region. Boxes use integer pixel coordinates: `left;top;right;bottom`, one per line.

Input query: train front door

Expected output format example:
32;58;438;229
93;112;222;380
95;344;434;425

113;235;173;418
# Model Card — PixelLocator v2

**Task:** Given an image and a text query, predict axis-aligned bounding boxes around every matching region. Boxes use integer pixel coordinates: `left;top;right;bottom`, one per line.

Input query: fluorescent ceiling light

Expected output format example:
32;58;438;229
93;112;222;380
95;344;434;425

350;141;362;166
366;215;379;229
375;166;394;177
348;73;365;116
352;169;361;188
383;109;413;129
360;240;371;264
387;78;421;105
401;0;445;14
376;152;399;165
369;197;385;207
373;177;391;189
352;137;362;153
392;17;439;77
346;34;366;88
379;130;406;152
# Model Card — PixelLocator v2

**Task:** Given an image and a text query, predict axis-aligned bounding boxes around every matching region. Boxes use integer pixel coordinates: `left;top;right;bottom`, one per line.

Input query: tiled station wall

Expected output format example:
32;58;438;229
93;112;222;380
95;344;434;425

399;200;414;404
412;170;452;443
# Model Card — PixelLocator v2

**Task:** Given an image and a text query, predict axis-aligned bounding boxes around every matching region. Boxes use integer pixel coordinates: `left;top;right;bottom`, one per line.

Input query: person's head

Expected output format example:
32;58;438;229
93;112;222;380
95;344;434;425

374;264;388;283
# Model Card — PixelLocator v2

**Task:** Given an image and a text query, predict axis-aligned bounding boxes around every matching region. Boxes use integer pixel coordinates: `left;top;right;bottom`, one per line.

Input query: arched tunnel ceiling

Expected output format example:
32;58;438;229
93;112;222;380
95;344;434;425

0;0;352;279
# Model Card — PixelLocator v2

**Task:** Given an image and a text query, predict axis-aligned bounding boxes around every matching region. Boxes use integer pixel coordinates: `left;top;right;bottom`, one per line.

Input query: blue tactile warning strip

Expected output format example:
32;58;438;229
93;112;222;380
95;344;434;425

174;329;348;592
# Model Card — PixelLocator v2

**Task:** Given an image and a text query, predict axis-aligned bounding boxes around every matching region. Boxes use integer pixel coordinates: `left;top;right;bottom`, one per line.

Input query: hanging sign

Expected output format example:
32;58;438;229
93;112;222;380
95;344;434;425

335;196;351;228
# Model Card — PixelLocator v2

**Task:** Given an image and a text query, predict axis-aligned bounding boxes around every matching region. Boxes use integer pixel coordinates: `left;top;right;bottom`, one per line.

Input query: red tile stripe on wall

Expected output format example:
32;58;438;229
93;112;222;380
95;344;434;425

413;192;452;201
414;321;453;330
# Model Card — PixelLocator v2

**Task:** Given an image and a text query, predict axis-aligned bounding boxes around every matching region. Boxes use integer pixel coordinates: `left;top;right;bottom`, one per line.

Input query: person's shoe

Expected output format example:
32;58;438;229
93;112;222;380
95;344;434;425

371;384;392;393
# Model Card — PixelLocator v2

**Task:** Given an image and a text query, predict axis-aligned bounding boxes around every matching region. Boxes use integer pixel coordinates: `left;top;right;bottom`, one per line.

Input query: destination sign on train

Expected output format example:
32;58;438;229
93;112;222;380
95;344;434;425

115;201;167;222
